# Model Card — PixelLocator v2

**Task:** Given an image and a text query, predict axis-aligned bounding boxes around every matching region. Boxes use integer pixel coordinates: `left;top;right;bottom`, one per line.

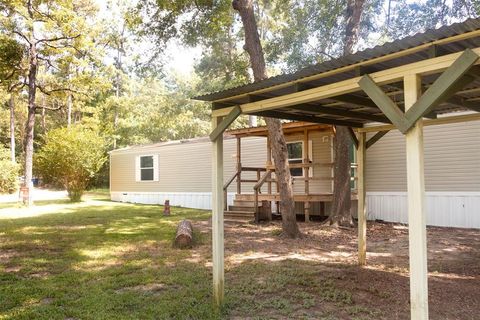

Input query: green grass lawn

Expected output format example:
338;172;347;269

0;195;217;320
0;195;391;320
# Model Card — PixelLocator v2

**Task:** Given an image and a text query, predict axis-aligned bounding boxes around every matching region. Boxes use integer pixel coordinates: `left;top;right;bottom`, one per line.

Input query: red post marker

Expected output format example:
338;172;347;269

164;200;171;216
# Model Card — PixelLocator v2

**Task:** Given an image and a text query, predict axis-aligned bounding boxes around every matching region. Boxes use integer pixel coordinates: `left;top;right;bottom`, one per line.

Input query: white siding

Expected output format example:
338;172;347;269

366;120;480;192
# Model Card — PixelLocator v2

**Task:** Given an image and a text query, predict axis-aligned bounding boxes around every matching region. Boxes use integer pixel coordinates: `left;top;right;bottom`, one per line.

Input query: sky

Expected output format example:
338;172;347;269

96;0;200;77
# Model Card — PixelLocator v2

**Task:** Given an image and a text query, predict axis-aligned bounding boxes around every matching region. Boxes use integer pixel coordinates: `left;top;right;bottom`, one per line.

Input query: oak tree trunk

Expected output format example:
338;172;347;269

9;94;15;163
23;4;38;206
326;0;365;227
67;93;72;127
326;126;354;226
232;0;300;238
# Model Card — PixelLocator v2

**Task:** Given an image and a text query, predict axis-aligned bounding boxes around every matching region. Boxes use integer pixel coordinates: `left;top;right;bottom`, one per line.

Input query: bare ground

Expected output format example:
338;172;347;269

195;220;480;320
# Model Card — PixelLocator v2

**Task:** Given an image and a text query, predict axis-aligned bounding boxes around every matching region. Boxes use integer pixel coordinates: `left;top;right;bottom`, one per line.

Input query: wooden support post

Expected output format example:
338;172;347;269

236;137;241;195
304;129;310;222
404;74;429;320
211;116;224;307
357;132;367;265
267;136;272;194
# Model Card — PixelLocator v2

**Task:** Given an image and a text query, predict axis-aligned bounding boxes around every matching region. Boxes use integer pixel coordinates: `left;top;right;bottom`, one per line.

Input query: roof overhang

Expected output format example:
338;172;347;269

197;18;480;132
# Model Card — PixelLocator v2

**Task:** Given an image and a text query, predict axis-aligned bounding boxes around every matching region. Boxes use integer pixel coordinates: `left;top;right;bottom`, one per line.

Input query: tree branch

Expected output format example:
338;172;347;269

37;34;81;44
13;30;31;45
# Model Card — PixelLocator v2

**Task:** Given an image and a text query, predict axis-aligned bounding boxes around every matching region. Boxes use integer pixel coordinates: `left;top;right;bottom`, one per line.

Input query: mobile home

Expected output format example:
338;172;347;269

110;120;480;228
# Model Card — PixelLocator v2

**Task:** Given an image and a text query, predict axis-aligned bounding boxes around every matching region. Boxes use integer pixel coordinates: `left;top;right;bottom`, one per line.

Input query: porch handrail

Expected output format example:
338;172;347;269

223;170;239;211
253;169;272;222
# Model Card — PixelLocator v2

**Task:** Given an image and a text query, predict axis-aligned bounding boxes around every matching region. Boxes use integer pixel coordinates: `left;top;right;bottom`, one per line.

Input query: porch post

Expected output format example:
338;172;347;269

304;129;310;222
212;116;224;307
236;136;242;195
404;74;429;319
357;131;367;265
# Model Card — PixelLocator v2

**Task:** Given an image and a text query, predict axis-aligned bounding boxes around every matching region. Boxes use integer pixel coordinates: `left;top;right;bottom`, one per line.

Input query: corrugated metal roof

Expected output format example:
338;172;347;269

195;17;480;102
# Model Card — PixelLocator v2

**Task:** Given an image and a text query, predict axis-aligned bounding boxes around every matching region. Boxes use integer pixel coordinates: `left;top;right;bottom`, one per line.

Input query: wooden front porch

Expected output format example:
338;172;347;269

223;122;358;222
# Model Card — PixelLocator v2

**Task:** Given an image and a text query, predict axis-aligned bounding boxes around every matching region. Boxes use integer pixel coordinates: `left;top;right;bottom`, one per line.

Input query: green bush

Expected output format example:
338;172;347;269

0;145;19;194
36;126;107;202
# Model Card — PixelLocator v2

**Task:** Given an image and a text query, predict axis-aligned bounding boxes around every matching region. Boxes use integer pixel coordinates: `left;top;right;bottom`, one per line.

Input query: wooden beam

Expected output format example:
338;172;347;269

209;106;241;141
404;74;429;320
447;96;480;112
348;127;359;149
357;112;480;133
252;89;390;123
304;129;310;223
296;83;381;110
289;103;390;123
212;47;480;117
357;132;366;266
359;74;408;132
236;137;242;195
404;49;479;130
255;110;364;127
331;94;379;109
211;116;225;307
366;130;389;149
210;32;480;105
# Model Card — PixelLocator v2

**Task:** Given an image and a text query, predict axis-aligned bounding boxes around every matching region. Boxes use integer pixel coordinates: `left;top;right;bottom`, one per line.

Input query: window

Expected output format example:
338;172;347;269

287;142;304;177
136;155;158;182
140;156;154;181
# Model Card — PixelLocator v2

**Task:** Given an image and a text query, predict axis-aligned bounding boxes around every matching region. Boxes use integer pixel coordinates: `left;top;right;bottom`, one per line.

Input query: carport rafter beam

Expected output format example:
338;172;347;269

359;49;479;134
254;110;363;127
288;103;391;123
211;47;480;118
403;49;479;128
358;75;408;132
209;106;242;142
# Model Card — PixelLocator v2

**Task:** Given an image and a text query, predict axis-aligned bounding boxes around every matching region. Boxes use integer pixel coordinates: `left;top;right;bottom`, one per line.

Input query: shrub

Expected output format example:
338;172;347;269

36;126;107;202
0;145;19;194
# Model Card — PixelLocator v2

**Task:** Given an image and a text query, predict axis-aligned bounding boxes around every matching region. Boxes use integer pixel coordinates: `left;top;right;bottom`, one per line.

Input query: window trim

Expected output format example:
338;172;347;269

286;140;313;178
136;154;159;182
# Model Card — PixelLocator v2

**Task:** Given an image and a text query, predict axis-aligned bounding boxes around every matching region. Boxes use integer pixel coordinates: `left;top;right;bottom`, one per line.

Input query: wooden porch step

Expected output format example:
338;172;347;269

232;199;256;207
228;205;258;212
224;210;254;222
225;210;254;216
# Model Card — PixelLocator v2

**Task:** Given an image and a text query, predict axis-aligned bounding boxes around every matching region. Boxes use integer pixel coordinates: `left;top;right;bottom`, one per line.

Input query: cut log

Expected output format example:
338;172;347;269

174;220;193;248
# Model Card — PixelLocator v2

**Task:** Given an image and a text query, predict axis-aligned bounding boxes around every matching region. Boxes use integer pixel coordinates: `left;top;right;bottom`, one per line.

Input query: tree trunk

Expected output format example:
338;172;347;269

325;126;354;226
9;94;15;163
67;93;72;127
325;0;366;227
232;0;300;238
344;0;366;56
23;12;38;206
41;93;47;133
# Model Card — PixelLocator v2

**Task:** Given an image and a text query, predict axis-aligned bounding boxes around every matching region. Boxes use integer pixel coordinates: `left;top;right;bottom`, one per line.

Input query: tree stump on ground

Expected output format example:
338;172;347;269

174;220;193;248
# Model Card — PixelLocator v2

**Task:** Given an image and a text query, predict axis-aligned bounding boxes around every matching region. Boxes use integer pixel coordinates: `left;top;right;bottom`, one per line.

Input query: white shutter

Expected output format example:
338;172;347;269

135;156;140;182
308;140;313;177
153;154;159;181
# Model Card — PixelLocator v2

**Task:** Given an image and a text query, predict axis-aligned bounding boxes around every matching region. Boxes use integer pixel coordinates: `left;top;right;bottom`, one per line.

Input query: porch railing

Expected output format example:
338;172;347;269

223;162;358;214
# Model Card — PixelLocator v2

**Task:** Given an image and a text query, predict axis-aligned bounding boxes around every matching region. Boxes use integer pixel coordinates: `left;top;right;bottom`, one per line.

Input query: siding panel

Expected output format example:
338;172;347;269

366;120;480;192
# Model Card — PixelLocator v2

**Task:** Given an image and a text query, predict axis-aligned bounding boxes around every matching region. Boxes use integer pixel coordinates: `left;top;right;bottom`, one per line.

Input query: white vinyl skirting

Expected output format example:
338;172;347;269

367;192;480;229
111;191;480;229
110;191;235;211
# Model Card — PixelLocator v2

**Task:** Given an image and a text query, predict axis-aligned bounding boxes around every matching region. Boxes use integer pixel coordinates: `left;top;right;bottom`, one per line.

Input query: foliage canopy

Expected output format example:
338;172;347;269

35;127;107;202
0;144;19;194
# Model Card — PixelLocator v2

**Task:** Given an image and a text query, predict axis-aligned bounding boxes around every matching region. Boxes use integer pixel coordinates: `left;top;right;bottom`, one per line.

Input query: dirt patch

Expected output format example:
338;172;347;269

196;220;480;319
